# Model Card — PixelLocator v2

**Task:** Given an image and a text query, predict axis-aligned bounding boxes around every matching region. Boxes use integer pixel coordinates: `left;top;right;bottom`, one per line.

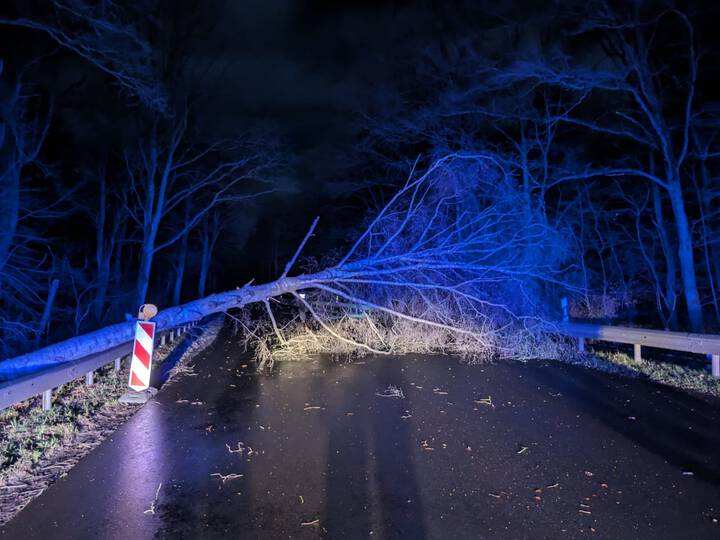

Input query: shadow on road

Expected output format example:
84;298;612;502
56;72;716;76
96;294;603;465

153;327;263;538
324;359;427;538
324;379;371;536
528;361;720;485
152;329;203;388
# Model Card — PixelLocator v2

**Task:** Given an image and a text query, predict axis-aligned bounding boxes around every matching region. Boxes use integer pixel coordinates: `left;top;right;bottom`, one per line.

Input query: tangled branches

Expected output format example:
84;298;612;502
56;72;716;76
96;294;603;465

252;154;575;364
1;154;575;377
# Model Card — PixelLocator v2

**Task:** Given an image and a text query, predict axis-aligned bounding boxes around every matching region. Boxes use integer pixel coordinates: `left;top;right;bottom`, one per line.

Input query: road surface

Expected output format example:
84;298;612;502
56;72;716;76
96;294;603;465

2;328;719;539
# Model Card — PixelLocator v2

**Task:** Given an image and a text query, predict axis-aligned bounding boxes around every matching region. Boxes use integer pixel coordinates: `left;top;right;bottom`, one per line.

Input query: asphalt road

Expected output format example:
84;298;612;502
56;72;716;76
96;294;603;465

2;328;719;539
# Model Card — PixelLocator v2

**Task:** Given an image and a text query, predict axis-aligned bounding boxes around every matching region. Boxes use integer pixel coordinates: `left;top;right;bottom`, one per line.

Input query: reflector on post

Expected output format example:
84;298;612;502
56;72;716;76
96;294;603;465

128;320;156;391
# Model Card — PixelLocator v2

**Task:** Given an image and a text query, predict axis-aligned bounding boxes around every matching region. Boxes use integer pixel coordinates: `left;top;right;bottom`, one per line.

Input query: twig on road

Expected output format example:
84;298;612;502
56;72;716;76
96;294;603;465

144;483;162;515
211;473;243;483
474;396;494;407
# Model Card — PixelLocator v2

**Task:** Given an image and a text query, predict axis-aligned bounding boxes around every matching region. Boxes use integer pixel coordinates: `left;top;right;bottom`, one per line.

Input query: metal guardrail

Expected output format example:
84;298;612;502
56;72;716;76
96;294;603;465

0;323;196;412
2;318;718;414
559;322;720;377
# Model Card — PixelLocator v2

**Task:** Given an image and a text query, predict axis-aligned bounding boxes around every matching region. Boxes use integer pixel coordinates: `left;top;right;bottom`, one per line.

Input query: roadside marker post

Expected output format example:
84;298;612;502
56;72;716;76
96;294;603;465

119;304;159;404
128;320;156;391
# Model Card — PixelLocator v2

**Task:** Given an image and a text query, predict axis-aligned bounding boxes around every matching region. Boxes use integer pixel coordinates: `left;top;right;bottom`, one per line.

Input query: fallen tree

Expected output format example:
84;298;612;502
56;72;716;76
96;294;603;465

0;154;573;379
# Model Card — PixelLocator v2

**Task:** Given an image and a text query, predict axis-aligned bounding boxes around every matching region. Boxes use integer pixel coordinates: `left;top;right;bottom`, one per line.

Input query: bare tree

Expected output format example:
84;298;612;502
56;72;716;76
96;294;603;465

492;3;705;330
123;110;279;310
170;200;191;307
0;59;54;352
1;0;165;354
84;158;132;323
0;0;165;111
692;125;720;326
197;208;222;299
363;2;716;331
0;154;574;377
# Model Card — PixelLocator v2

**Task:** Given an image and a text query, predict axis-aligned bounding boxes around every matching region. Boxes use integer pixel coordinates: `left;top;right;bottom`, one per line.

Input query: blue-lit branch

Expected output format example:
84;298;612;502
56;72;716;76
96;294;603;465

0;0;165;111
0;154;573;377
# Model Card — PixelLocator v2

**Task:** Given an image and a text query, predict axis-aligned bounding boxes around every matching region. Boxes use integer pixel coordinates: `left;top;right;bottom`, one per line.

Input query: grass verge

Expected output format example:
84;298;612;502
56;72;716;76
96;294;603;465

588;349;720;398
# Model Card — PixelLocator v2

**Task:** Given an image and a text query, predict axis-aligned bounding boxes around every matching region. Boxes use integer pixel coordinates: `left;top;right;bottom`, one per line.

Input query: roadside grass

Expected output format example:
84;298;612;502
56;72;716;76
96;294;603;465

590;349;720;398
0;363;130;477
557;344;720;398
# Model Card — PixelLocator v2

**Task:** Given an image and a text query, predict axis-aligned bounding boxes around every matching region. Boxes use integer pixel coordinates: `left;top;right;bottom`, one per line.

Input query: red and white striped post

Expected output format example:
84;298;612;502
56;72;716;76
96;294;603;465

128;320;156;391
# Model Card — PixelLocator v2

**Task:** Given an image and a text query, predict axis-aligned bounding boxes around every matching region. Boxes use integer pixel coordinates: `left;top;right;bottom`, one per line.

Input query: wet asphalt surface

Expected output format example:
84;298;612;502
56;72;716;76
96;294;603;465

2;327;720;539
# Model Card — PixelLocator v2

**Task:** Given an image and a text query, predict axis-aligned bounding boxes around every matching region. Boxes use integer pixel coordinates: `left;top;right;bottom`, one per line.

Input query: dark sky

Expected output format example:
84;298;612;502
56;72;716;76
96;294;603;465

189;1;414;178
180;1;492;182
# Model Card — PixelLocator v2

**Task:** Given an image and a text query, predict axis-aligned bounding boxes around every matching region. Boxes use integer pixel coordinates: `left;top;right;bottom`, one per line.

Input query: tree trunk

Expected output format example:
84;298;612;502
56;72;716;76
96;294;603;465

0;73;18;280
667;181;703;332
135;242;155;310
0;168;19;282
172;233;188;306
111;217;128;303
198;211;221;298
93;172;109;320
0;273;316;378
134;170;164;309
198;240;210;299
35;278;59;345
652;185;679;329
94;265;110;321
713;248;720;324
697;166;720;327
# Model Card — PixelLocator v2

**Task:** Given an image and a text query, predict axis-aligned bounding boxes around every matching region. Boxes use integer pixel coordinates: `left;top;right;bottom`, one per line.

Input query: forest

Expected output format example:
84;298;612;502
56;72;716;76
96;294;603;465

1;0;719;365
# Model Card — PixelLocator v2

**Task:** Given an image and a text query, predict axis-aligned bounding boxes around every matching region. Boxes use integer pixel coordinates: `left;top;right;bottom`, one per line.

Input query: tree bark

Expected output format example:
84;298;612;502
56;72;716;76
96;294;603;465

134;242;156;310
172;233;188;306
198;211;221;298
0;167;19;282
0;274;315;379
667;181;703;332
93;171;109;320
35;278;60;345
652;185;679;329
198;240;210;299
0;75;21;283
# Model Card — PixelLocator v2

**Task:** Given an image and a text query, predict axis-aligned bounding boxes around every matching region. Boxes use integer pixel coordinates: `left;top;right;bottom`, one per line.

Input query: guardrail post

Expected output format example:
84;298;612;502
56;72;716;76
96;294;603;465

577;336;585;353
114;357;122;371
85;371;94;386
713;354;720;378
634;344;642;362
42;389;52;411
